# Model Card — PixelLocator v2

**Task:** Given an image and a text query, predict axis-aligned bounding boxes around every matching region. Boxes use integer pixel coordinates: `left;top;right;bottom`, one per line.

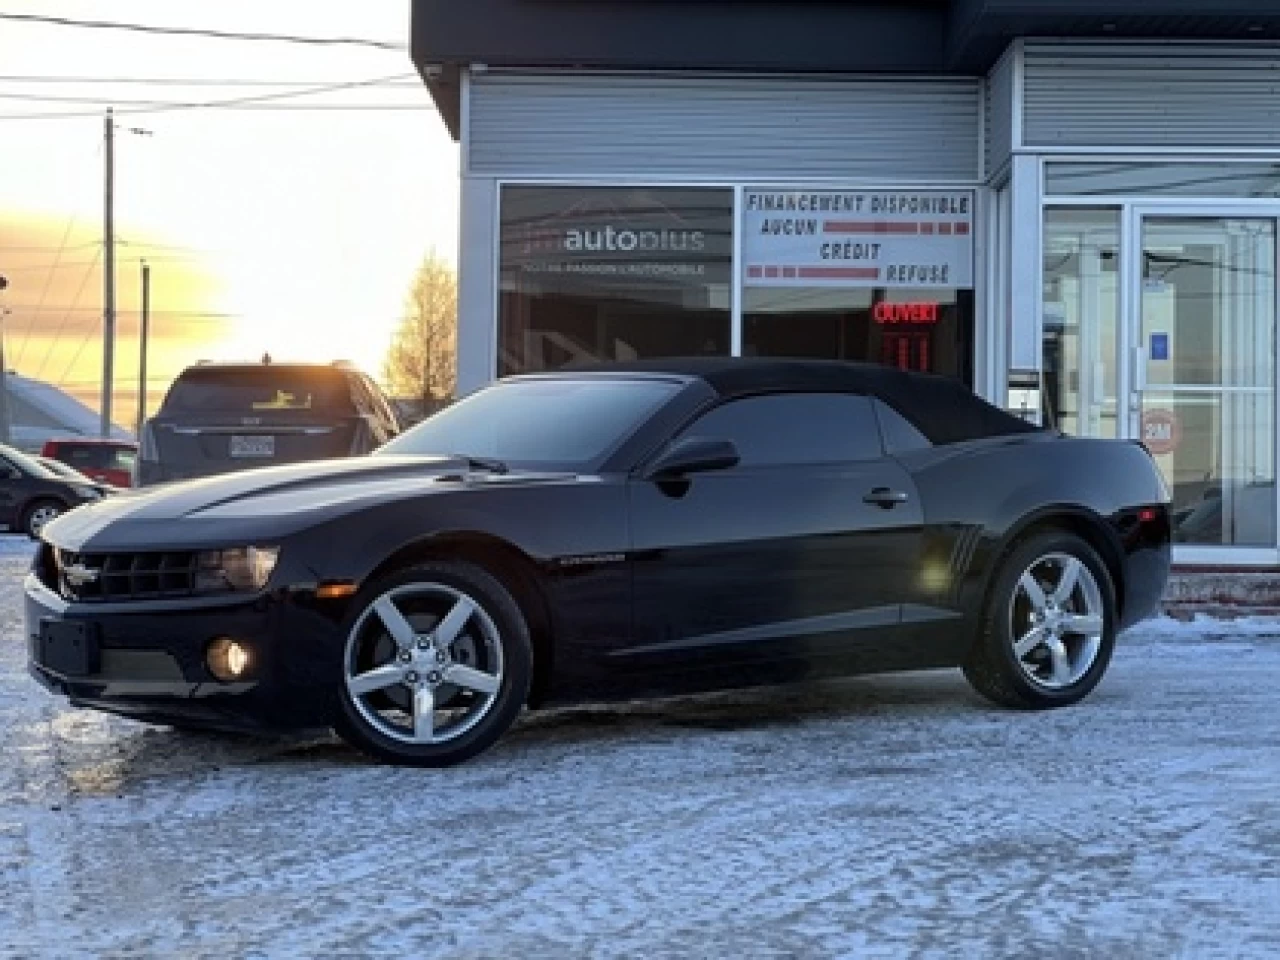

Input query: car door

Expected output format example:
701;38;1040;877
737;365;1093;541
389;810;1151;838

624;392;924;676
0;454;22;528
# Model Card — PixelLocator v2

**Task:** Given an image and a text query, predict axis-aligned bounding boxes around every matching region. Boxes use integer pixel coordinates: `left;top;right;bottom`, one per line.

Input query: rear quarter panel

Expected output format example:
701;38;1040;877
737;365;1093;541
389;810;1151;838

897;433;1169;630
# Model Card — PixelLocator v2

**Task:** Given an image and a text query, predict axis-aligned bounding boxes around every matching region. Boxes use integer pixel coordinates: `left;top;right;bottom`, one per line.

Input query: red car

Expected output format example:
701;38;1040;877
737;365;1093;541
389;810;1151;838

41;438;138;489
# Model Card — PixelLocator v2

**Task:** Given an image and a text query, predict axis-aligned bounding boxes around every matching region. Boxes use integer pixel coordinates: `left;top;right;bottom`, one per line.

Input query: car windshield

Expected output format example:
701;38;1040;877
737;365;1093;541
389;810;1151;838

160;367;349;414
39;458;86;480
56;443;135;472
375;377;681;469
1;446;59;479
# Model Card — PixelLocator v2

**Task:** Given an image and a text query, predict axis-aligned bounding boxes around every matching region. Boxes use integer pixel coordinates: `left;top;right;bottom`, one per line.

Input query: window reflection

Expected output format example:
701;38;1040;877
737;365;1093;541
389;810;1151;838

498;186;732;376
1042;208;1120;438
1141;218;1277;547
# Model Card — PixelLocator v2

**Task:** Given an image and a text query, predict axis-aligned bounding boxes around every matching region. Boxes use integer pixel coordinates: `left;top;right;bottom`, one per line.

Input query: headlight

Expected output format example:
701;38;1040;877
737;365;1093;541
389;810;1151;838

195;546;280;593
71;485;103;501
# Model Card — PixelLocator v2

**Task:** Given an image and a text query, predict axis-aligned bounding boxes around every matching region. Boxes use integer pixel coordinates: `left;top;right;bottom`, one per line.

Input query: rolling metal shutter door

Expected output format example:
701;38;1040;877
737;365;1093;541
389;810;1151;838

1023;42;1280;150
468;73;981;182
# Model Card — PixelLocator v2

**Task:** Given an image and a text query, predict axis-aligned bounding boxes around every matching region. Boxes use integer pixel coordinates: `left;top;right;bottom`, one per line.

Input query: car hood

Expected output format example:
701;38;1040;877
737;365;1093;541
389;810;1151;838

42;455;577;552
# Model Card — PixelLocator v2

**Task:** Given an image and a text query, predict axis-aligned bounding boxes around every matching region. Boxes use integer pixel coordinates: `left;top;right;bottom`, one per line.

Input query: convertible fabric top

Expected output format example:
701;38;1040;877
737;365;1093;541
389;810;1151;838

563;357;1042;446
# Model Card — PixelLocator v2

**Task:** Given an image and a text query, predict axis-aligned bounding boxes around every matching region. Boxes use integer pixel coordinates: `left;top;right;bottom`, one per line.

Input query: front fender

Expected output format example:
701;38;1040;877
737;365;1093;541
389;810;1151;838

293;479;631;588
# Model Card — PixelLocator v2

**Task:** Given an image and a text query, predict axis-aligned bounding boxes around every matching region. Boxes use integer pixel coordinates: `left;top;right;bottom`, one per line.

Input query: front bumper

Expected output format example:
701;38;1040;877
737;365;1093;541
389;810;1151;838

25;573;347;732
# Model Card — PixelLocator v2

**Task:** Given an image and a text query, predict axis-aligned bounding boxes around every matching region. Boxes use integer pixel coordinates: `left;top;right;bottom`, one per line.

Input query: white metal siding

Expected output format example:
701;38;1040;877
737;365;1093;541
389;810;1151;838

456;176;498;397
1024;42;1280;150
469;72;981;182
984;47;1016;179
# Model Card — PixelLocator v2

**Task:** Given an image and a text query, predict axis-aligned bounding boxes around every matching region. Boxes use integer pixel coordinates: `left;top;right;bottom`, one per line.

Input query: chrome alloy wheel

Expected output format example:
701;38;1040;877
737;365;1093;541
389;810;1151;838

343;582;504;745
1008;552;1105;690
27;504;61;538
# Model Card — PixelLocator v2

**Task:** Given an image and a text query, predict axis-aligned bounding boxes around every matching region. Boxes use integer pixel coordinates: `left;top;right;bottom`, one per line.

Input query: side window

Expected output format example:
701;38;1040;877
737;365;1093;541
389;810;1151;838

679;393;884;467
63;445;97;468
873;400;931;454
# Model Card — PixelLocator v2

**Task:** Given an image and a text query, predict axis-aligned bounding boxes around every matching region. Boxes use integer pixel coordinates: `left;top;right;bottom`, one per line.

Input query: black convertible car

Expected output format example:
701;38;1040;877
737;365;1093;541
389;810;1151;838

26;359;1172;767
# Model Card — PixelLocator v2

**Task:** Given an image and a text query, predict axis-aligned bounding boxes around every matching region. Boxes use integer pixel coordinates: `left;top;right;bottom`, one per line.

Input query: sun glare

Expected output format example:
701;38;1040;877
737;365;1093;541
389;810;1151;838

0;1;458;420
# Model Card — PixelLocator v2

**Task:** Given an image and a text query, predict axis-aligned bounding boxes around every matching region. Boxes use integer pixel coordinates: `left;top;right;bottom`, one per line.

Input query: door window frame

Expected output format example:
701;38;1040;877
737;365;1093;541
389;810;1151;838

1121;203;1280;566
669;391;890;469
1042;178;1280;564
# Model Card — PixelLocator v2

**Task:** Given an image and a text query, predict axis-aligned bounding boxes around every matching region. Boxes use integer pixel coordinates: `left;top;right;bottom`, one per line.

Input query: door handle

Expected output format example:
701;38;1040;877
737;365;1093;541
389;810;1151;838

1133;344;1147;393
863;487;909;508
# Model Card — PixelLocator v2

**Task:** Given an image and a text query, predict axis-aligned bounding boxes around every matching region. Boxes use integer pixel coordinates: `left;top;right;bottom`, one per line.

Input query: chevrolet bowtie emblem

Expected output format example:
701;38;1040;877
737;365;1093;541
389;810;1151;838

63;563;100;587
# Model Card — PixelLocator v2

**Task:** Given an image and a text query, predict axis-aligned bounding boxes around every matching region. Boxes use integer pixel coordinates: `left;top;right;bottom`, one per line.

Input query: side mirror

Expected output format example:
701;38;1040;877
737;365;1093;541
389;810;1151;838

645;437;740;481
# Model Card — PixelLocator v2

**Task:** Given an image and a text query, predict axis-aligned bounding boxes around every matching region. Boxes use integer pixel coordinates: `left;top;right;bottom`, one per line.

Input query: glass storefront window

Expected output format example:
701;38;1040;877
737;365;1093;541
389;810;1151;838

742;287;975;384
1046;163;1280;199
498;186;732;376
1139;217;1277;548
740;188;976;383
1042;208;1121;438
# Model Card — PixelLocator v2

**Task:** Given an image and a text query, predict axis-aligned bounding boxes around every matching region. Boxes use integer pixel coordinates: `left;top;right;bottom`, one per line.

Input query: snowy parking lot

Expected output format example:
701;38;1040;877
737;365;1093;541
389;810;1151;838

1;539;1279;958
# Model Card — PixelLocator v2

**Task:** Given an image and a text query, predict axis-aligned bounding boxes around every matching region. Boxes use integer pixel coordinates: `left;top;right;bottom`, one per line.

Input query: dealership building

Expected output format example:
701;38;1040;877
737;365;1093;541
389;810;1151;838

413;0;1280;571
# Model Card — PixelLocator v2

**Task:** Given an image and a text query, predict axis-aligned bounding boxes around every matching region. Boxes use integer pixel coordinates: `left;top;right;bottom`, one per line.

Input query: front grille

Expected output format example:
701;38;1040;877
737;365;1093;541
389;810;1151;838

54;549;200;603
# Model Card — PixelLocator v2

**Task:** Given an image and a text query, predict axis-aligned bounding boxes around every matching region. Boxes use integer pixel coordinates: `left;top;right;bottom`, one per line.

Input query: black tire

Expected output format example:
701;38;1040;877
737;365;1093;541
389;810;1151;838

21;499;65;540
334;560;532;767
963;530;1117;710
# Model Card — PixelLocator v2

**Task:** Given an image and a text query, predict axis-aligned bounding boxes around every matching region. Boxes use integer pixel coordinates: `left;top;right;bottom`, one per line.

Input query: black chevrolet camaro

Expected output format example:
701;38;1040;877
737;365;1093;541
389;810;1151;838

26;359;1172;767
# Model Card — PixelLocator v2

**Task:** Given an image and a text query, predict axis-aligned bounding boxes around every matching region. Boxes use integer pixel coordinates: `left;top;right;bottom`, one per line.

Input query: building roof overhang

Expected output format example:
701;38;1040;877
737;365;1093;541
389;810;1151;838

412;0;1280;139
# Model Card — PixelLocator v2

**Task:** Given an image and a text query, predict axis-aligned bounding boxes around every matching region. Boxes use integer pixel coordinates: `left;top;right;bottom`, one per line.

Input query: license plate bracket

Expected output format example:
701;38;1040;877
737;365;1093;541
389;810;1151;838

230;434;275;458
38;619;100;677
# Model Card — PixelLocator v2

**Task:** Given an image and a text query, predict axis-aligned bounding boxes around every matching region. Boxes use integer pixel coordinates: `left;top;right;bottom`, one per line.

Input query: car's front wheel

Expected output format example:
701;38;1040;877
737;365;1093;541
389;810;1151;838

22;499;64;540
964;530;1116;710
334;561;532;767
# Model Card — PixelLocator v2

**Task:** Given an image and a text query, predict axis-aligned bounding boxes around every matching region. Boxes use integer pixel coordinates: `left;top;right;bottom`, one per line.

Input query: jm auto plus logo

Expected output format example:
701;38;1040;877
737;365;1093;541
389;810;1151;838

518;197;707;257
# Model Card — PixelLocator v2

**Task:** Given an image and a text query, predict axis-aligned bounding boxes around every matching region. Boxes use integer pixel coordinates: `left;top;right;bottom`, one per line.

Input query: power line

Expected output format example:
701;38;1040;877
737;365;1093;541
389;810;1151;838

14;209;79;367
0;74;422;86
11;139;103;368
0;75;424;108
1;255;200;271
1;103;431;121
15;306;239;318
0;13;406;51
33;246;101;382
0;241;101;252
0;262;100;272
0;72;422;121
55;317;103;389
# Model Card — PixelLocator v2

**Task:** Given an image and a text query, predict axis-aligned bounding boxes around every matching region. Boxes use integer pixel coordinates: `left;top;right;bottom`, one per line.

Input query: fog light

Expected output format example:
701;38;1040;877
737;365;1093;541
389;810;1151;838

207;637;252;681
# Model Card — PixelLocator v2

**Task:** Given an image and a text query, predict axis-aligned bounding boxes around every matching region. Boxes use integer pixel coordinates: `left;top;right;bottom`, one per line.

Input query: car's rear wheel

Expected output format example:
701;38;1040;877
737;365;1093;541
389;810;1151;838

334;561;532;767
22;499;64;539
963;531;1116;710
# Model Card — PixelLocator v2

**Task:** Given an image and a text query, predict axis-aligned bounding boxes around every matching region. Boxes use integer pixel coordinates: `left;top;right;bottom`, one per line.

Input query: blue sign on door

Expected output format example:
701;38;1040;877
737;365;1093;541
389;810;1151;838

1150;332;1170;361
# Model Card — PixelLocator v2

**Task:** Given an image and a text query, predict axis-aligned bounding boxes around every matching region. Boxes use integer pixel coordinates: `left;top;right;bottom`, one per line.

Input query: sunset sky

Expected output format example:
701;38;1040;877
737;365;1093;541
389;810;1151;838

0;0;458;428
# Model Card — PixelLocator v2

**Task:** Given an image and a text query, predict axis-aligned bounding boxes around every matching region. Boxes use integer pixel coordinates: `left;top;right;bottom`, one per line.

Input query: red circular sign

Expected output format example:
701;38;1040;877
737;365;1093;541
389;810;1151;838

1141;409;1182;455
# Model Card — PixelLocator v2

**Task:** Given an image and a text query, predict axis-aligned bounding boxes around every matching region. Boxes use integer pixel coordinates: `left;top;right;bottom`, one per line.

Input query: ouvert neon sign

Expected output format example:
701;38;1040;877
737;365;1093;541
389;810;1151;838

873;302;940;325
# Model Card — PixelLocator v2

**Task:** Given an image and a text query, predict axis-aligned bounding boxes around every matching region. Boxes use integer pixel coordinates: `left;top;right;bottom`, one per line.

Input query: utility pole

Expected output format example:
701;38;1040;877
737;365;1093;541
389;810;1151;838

101;108;115;439
136;260;150;440
0;274;10;446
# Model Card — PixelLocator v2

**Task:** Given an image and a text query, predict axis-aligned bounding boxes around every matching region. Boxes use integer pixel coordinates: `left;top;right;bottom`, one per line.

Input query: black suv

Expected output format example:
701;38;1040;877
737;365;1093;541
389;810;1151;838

136;361;401;486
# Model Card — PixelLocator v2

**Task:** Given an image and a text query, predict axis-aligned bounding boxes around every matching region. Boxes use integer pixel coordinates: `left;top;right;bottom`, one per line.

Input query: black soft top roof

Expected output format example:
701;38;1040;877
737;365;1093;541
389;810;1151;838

560;357;1041;446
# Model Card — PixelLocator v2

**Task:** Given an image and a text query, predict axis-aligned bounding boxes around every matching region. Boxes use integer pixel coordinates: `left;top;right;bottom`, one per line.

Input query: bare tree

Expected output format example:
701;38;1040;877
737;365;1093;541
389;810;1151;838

383;251;458;405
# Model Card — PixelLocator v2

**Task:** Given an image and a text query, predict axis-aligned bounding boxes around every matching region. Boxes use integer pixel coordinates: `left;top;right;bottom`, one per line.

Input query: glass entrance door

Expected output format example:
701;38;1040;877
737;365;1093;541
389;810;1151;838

1130;212;1278;553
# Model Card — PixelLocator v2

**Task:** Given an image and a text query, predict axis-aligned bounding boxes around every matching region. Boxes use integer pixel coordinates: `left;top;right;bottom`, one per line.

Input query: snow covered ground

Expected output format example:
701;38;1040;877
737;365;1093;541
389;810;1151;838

1;540;1278;958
